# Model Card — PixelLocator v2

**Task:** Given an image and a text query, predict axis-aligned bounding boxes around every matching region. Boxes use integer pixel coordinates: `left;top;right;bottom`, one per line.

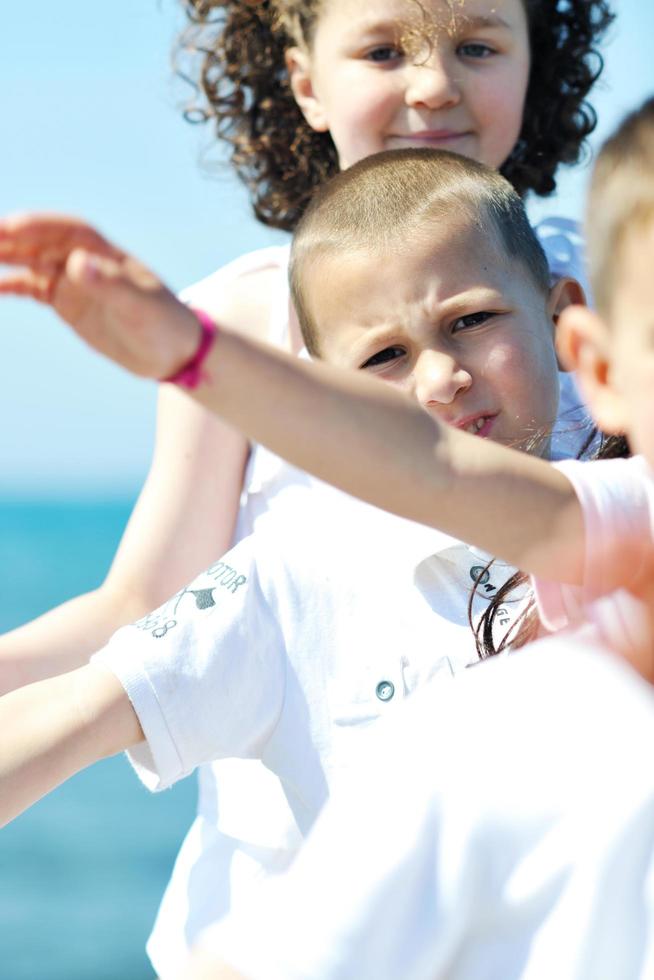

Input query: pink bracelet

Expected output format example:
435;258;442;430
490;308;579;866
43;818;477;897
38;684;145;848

162;308;218;389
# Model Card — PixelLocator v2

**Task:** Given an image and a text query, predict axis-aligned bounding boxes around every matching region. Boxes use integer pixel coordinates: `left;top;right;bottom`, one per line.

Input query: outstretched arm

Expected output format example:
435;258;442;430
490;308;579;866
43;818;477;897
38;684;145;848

0;213;584;583
196;329;584;582
0;662;143;826
0;216;299;694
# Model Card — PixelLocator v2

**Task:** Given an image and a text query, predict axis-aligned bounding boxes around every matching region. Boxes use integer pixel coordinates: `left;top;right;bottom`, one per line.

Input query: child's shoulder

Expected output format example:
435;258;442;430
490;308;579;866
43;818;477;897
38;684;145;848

180;244;291;345
182;245;291;296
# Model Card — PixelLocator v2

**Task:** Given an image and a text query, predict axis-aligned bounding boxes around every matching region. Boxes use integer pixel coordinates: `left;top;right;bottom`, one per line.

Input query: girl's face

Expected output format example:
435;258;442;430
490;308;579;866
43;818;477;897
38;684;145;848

288;0;531;171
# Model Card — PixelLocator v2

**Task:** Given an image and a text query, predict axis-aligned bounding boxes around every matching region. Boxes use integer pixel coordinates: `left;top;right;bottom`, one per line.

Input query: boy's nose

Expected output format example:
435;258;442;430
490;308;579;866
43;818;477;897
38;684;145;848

404;56;461;111
413;349;472;409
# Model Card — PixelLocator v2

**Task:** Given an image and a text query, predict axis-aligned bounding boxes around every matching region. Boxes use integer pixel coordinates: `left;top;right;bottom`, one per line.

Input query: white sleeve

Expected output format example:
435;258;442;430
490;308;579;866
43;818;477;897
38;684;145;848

533;456;654;631
91;534;285;791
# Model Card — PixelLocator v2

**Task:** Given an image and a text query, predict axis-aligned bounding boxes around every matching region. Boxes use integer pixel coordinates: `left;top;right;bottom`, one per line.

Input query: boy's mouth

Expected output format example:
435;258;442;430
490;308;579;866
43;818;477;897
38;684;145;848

454;414;497;437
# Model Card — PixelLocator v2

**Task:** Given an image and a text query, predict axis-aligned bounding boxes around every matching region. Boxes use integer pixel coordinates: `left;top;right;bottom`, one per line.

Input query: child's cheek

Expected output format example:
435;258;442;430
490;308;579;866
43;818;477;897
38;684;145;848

615;333;654;464
472;74;529;166
481;339;534;388
479;341;524;406
332;83;398;167
482;338;557;419
356;89;398;130
631;370;654;468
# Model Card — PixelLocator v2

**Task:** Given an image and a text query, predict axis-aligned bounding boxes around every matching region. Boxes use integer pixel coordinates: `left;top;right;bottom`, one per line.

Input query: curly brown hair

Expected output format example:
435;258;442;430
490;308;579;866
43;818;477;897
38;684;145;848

177;0;614;231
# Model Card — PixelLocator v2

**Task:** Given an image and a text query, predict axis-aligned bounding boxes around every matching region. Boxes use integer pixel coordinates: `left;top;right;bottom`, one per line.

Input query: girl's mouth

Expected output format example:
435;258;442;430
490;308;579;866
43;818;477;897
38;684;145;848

396;130;471;144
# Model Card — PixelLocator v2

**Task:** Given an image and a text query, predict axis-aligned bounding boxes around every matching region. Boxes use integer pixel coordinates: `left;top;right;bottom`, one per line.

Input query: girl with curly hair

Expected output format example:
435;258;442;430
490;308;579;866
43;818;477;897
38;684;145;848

183;0;612;227
0;0;615;975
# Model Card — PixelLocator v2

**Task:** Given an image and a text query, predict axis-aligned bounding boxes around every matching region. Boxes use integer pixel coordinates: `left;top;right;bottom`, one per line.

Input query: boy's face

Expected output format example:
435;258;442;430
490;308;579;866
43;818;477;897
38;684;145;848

605;223;654;469
561;216;654;678
308;217;563;456
560;218;654;472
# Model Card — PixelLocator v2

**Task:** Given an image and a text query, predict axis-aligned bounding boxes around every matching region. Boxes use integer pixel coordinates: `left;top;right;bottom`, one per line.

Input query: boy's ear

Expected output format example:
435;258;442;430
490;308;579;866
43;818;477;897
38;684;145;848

556;303;629;435
285;48;329;132
546;276;586;371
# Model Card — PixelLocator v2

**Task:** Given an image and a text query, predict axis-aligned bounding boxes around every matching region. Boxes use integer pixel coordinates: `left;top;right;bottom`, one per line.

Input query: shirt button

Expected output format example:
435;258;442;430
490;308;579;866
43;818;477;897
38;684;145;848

470;565;490;585
376;680;395;702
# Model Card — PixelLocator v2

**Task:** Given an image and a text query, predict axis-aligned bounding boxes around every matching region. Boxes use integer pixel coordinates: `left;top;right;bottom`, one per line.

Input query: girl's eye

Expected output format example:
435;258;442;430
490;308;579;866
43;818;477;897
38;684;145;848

452;311;496;332
365;45;403;64
360;346;405;369
458;42;495;59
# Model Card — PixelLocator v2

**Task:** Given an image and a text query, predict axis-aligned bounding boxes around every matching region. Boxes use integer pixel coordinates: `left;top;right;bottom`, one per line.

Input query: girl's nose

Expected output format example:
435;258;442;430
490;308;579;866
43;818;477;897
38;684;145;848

404;56;461;111
413;349;472;408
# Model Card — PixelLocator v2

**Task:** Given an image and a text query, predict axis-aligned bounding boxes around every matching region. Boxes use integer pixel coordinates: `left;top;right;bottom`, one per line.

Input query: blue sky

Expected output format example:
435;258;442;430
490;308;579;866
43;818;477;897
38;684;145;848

1;1;653;496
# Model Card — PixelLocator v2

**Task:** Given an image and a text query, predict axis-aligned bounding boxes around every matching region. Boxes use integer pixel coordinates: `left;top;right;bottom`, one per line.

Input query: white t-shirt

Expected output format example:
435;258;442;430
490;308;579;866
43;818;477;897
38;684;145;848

199;633;654;980
145;219;592;973
93;470;520;816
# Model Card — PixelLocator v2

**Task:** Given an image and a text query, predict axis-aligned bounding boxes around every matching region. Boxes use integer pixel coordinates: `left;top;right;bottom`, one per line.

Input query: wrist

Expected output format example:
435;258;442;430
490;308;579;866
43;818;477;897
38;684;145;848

162;308;218;389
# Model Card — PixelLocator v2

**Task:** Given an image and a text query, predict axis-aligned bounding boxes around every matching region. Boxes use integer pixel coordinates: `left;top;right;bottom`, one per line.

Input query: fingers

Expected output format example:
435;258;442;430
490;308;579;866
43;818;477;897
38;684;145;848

0;212;125;267
0;270;55;304
0;240;167;315
0;250;126;308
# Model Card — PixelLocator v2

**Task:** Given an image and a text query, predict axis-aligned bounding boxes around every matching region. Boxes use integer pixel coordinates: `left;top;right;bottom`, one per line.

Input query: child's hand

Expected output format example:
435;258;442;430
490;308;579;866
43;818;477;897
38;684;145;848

0;213;200;379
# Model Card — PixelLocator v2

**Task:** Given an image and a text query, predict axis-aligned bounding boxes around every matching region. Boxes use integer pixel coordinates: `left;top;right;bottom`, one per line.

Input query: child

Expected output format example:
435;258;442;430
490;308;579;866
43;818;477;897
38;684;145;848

0;152;592;963
1;1;613;674
0;0;614;970
0;147;593;644
175;97;654;980
0;1;612;675
0;146;597;581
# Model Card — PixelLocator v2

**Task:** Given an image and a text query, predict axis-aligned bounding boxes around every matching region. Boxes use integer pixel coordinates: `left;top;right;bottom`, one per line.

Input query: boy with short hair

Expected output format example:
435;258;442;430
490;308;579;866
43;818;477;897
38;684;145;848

177;99;654;980
0;150;582;841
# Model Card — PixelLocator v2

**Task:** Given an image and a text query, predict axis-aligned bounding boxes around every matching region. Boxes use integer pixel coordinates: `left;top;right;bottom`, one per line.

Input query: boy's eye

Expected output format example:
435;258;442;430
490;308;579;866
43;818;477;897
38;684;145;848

457;42;495;59
452;311;496;331
365;45;403;64
360;346;405;369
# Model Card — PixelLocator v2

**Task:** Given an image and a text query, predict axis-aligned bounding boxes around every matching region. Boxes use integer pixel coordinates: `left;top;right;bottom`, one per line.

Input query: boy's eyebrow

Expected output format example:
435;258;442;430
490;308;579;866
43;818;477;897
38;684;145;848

340;286;509;350
418;286;509;319
342;323;403;360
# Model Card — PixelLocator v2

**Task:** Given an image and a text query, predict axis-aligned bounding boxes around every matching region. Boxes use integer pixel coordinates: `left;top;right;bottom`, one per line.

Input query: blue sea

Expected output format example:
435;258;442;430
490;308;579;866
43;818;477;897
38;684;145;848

0;499;196;979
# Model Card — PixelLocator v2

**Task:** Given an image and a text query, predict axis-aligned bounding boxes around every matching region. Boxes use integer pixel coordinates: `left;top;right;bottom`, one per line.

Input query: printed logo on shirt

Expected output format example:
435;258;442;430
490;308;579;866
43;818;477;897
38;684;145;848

134;560;248;639
205;558;248;594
